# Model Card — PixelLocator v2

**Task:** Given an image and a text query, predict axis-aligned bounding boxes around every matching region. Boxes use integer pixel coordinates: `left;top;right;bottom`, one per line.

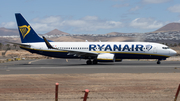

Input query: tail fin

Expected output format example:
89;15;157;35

15;13;45;43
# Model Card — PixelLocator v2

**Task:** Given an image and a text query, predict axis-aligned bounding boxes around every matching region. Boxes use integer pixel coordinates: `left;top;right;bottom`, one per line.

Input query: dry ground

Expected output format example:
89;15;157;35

0;50;47;61
0;73;180;101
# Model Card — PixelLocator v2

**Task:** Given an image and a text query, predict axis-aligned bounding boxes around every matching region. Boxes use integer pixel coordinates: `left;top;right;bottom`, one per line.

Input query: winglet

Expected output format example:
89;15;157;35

43;36;56;49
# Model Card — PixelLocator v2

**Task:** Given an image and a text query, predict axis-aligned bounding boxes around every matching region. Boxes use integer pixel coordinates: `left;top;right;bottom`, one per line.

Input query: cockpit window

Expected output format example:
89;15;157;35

162;47;169;49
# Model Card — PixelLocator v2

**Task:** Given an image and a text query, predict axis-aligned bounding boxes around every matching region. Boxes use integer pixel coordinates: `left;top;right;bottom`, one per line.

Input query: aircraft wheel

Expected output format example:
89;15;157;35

157;61;161;64
86;60;92;65
93;59;98;64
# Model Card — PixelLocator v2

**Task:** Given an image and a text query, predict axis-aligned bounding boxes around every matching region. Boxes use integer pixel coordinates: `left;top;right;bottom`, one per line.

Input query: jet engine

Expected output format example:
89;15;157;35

97;53;115;62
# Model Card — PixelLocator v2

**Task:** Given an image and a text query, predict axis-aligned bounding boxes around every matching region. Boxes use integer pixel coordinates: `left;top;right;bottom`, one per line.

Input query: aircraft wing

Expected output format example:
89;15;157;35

65;49;98;57
42;36;98;57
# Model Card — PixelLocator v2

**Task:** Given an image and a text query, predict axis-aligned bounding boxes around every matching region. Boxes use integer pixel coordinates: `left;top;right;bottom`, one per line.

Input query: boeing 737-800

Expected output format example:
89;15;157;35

12;13;177;64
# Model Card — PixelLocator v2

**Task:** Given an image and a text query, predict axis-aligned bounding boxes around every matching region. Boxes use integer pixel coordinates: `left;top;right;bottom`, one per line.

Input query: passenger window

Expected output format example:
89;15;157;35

162;47;169;49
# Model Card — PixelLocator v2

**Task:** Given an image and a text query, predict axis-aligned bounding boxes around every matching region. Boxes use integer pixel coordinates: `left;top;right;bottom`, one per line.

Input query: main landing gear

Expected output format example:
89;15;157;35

86;59;98;65
86;60;92;65
157;59;161;64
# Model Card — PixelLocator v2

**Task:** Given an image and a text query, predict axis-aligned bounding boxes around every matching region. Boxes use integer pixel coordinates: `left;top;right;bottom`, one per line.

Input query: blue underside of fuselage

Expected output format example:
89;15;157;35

21;47;168;60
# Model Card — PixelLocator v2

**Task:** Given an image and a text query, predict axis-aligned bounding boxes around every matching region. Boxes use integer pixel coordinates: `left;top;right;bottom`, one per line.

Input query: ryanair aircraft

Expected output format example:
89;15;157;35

13;13;177;65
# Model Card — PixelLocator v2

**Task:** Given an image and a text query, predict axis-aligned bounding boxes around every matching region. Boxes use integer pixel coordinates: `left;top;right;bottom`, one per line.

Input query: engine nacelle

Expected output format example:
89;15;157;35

97;53;115;62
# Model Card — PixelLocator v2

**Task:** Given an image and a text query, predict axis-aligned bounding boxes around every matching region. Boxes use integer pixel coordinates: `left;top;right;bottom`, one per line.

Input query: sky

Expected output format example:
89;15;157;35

0;0;180;34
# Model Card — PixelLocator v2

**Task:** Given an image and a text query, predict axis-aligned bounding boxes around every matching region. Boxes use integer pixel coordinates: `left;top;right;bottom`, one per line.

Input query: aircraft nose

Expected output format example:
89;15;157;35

170;49;177;56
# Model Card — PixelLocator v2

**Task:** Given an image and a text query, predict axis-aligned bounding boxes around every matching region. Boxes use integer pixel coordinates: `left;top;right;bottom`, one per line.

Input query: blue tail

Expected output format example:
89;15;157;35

15;13;46;43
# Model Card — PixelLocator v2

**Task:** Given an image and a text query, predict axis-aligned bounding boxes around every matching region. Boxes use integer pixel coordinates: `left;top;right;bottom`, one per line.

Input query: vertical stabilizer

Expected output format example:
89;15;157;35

15;13;45;43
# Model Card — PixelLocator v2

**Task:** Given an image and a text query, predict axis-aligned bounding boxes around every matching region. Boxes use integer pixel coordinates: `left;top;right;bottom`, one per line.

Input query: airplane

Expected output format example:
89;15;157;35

12;13;177;65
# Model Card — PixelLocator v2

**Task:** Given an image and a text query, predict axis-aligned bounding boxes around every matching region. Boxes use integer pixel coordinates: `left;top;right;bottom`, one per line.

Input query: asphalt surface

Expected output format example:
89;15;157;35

0;59;180;74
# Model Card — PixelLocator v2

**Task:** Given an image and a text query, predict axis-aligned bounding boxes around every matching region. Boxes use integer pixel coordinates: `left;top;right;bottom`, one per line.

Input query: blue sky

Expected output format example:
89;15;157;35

0;0;180;34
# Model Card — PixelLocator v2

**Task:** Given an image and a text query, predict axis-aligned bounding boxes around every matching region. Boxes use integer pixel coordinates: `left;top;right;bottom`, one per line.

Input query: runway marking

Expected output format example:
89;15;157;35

28;59;43;64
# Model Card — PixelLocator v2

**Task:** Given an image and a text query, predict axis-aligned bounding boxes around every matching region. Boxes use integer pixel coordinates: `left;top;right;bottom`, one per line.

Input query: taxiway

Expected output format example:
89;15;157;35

0;59;179;74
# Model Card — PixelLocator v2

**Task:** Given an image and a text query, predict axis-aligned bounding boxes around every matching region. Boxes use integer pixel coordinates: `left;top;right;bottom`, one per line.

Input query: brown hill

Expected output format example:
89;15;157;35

0;27;18;36
45;29;69;35
156;22;180;32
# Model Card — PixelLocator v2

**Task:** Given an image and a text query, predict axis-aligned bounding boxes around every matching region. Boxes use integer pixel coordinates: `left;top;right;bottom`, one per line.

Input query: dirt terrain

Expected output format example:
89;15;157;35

0;73;180;101
0;50;47;63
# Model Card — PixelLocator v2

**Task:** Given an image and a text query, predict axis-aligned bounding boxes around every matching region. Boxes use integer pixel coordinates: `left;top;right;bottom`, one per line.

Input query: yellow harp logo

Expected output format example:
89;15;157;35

18;25;31;39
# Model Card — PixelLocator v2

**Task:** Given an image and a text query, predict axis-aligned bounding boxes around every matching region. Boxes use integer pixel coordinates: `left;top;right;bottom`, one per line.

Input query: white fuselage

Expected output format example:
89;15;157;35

21;42;176;60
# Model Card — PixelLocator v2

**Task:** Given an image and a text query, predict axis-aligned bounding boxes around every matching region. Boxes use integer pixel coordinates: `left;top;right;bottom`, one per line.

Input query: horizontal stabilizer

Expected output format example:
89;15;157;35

7;42;31;47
